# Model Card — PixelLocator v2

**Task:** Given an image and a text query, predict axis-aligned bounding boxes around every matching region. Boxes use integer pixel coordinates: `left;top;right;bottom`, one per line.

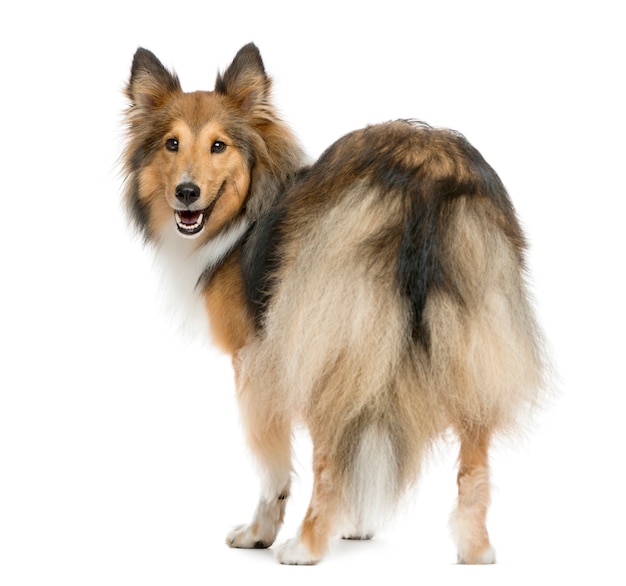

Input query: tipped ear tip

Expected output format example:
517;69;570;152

237;42;265;69
131;47;159;75
241;42;261;54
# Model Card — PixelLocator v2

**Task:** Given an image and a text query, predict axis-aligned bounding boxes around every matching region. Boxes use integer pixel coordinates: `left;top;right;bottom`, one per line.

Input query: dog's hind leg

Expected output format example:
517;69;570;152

449;424;496;564
276;449;341;565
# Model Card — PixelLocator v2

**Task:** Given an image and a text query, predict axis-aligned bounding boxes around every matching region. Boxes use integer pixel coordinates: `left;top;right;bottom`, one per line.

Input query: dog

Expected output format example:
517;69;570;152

122;43;546;565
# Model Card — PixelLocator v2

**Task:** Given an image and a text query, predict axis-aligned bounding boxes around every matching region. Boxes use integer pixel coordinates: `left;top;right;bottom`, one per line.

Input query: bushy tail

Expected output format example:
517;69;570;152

339;425;399;539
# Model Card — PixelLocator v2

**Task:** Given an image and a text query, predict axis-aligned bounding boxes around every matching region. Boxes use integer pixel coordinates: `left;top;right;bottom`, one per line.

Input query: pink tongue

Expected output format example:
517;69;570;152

179;211;202;225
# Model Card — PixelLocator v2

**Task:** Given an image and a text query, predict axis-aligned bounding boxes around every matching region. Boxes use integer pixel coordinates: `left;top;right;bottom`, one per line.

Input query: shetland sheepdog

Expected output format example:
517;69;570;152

122;43;546;565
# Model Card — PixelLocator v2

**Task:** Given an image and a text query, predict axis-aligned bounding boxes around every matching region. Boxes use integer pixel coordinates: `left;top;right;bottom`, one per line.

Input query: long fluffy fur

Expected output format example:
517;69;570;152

122;43;546;565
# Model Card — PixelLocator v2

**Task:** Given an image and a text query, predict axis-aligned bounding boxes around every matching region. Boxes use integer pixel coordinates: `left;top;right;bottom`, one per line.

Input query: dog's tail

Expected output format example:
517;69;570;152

338;424;398;538
336;373;441;539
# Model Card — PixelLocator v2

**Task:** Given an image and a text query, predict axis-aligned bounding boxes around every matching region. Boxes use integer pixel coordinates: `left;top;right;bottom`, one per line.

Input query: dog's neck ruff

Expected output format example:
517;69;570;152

153;216;250;337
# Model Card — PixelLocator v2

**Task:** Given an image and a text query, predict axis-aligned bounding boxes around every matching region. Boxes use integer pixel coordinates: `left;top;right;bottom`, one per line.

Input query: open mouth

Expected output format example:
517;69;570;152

175;210;206;237
173;182;226;238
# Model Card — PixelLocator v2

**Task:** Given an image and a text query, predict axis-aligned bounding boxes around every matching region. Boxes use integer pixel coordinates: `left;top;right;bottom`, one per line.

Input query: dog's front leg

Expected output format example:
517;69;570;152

226;482;290;549
226;376;292;549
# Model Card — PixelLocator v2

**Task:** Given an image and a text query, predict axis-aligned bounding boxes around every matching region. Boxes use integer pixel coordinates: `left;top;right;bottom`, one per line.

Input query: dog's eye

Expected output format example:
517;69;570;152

211;141;227;154
165;138;179;152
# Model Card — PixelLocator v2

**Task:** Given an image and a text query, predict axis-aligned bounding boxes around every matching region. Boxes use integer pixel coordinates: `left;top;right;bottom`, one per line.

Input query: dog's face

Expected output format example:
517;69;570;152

124;46;271;244
160;114;250;238
135;91;252;241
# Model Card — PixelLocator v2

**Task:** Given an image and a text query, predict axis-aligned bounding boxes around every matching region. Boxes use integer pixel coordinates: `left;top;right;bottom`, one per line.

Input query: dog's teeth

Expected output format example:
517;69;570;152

175;211;205;237
176;213;203;228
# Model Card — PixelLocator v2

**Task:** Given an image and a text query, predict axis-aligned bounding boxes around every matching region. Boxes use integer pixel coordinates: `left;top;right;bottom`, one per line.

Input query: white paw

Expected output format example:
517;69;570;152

457;544;496;565
226;524;273;549
275;535;320;565
338;517;375;541
341;533;374;540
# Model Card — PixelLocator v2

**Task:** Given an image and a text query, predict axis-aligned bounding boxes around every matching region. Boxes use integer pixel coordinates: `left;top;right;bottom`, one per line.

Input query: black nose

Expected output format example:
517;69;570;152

175;182;201;206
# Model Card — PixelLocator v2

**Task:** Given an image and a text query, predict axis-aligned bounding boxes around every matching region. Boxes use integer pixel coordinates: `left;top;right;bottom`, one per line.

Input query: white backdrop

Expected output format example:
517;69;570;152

1;1;624;584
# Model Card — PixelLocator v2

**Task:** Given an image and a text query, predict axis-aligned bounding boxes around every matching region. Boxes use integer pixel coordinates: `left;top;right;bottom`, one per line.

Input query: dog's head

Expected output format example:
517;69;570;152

123;44;302;244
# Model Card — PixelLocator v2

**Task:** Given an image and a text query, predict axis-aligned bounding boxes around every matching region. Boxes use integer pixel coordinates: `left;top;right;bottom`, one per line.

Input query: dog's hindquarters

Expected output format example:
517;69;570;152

233;121;545;564
237;174;446;562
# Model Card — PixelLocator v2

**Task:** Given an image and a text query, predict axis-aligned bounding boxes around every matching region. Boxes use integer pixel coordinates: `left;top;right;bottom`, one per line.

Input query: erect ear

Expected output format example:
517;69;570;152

126;48;181;112
215;43;272;117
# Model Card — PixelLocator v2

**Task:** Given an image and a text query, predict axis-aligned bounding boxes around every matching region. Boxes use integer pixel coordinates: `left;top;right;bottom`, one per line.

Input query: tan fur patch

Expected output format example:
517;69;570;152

202;252;251;354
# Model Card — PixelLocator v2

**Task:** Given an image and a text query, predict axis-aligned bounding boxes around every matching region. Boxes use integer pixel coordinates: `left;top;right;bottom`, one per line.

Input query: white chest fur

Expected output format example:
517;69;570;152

153;217;250;338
